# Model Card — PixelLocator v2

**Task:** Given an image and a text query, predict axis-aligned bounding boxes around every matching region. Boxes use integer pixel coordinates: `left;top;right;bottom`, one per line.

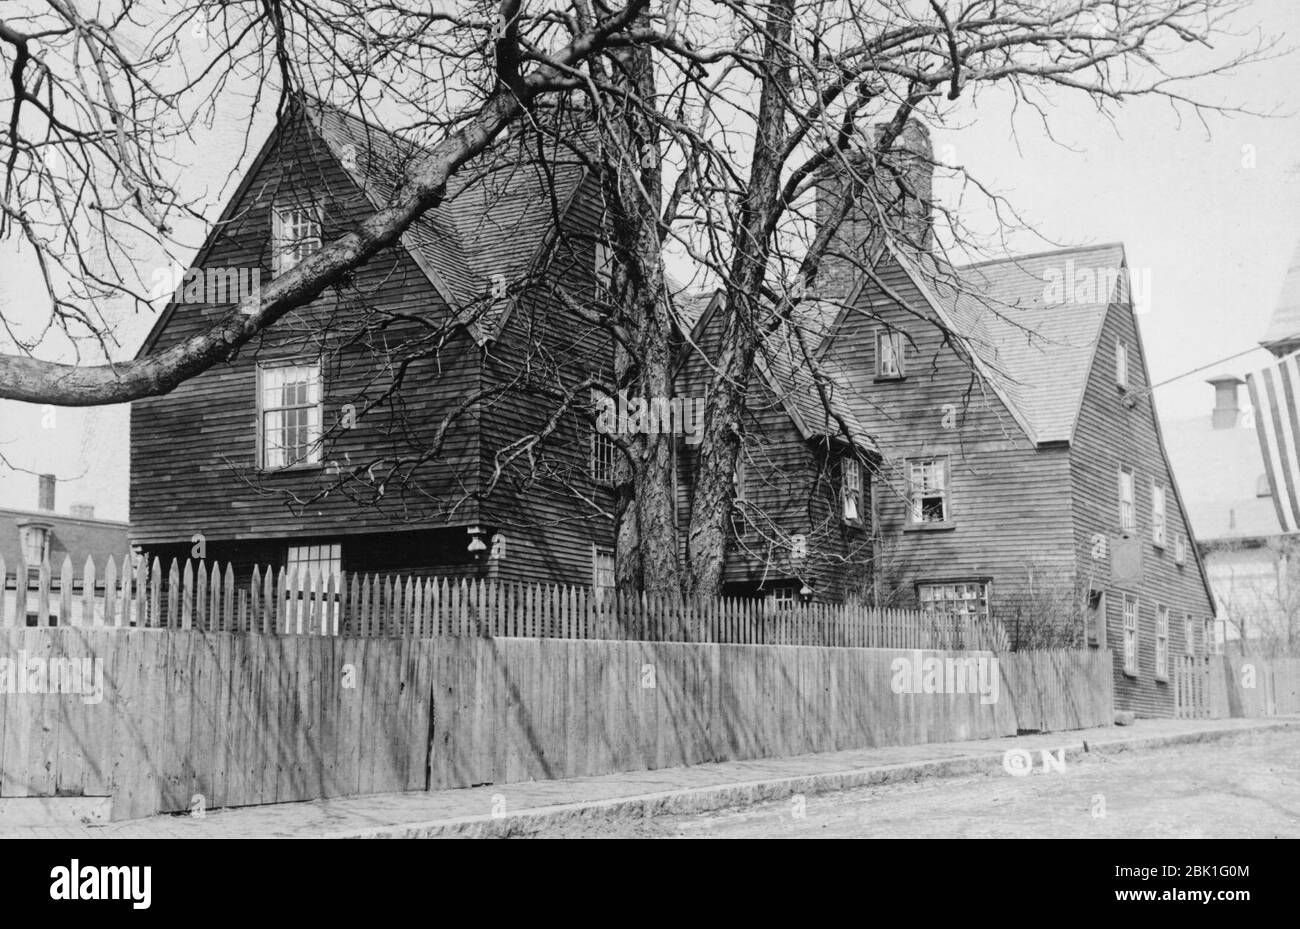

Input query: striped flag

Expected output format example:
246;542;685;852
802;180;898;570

1246;351;1300;532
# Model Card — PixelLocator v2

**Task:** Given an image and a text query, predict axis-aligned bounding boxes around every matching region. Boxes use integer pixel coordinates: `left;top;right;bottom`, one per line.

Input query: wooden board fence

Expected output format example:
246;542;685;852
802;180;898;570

0;627;431;820
1;555;1010;650
997;649;1114;732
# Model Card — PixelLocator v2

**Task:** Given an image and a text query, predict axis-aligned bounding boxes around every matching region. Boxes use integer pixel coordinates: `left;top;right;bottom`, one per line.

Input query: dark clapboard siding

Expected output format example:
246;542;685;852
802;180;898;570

827;256;1077;613
475;173;619;585
672;298;870;600
131;114;483;560
1070;295;1215;717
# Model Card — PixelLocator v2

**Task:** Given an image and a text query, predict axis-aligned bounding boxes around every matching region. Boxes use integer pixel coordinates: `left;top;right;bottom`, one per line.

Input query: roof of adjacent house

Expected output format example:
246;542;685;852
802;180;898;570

1261;235;1300;351
878;243;1126;446
1163;404;1286;543
0;507;131;575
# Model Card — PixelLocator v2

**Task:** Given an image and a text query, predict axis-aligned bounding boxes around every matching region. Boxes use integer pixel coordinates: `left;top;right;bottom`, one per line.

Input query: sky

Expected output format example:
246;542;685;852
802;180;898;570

1;0;1298;524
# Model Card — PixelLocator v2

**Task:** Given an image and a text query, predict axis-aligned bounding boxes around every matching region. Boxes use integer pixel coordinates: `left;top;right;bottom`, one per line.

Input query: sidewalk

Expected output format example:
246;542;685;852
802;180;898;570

5;716;1297;838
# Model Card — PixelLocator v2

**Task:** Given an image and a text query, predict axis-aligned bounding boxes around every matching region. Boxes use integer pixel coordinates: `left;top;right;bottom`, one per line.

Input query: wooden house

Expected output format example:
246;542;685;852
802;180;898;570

130;98;873;604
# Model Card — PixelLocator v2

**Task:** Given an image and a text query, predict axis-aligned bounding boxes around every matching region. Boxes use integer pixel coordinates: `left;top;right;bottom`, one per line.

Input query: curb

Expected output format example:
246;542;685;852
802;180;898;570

325;718;1300;838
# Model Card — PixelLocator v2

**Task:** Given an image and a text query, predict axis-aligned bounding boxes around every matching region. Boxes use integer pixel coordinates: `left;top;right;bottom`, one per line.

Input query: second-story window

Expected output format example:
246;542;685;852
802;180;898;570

260;362;323;468
841;456;863;525
1155;604;1169;680
908;457;949;525
1151;482;1167;548
273;204;322;273
1116;340;1129;390
876;330;906;379
1119;465;1135;532
590;388;617;486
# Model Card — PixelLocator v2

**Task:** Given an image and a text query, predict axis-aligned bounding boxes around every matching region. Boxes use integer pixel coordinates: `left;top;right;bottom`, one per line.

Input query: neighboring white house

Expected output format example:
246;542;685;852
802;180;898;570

1163;243;1300;655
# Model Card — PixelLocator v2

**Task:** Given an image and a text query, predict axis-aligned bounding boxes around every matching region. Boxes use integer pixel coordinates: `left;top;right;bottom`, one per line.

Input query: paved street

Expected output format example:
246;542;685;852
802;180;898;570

533;728;1300;838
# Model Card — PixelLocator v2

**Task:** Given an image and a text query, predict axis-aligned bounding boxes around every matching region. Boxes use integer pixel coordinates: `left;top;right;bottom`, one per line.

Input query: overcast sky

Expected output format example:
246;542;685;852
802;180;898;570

1;0;1297;523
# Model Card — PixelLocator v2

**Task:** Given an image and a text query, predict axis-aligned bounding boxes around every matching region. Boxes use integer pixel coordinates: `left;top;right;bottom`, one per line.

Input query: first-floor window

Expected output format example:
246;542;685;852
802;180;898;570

1085;588;1107;648
919;581;989;623
593;547;616;600
1123;593;1139;676
1155;604;1169;679
1184;613;1196;656
1205;617;1218;655
908;458;950;524
260;362;323;468
770;585;797;611
286;543;342;632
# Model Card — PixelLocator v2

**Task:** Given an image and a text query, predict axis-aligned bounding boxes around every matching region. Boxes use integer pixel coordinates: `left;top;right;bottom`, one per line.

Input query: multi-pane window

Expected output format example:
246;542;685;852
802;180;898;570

1119;466;1135;532
1174;533;1187;565
908;458;949;524
919;581;989;623
876;330;906;379
1123;593;1139;676
590;389;617;486
1151;483;1167;547
273;205;322;272
259;363;322;468
1155;604;1169;679
592;547;616;599
842;457;863;524
1116;340;1129;389
286;543;341;632
771;585;797;611
1184;613;1196;656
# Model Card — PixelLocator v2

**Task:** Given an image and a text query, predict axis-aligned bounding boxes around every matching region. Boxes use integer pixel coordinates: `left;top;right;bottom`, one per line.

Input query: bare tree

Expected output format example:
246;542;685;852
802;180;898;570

1;0;1274;599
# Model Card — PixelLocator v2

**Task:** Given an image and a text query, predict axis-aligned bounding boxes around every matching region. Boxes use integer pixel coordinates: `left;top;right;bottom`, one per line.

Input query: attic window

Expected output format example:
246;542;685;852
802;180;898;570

273;204;322;273
876;330;906;379
1116;340;1130;390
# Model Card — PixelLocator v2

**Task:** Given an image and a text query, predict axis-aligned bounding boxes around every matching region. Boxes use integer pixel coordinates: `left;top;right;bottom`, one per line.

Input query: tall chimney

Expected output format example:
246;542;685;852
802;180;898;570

814;118;933;299
1208;375;1244;430
37;473;56;512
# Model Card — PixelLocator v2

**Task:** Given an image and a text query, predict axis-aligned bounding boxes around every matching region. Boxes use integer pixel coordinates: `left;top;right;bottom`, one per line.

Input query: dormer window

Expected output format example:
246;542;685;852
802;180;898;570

876;330;906;380
272;204;322;273
1116;340;1130;390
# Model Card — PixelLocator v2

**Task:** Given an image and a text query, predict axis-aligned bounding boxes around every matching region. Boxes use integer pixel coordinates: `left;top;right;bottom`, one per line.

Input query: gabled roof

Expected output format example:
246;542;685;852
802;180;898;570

138;98;590;357
888;242;1126;445
676;290;877;456
304;98;590;340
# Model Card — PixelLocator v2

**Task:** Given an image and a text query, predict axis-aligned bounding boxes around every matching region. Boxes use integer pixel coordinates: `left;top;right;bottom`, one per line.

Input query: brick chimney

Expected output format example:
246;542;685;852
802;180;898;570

814;118;933;299
37;473;56;512
1208;375;1244;430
